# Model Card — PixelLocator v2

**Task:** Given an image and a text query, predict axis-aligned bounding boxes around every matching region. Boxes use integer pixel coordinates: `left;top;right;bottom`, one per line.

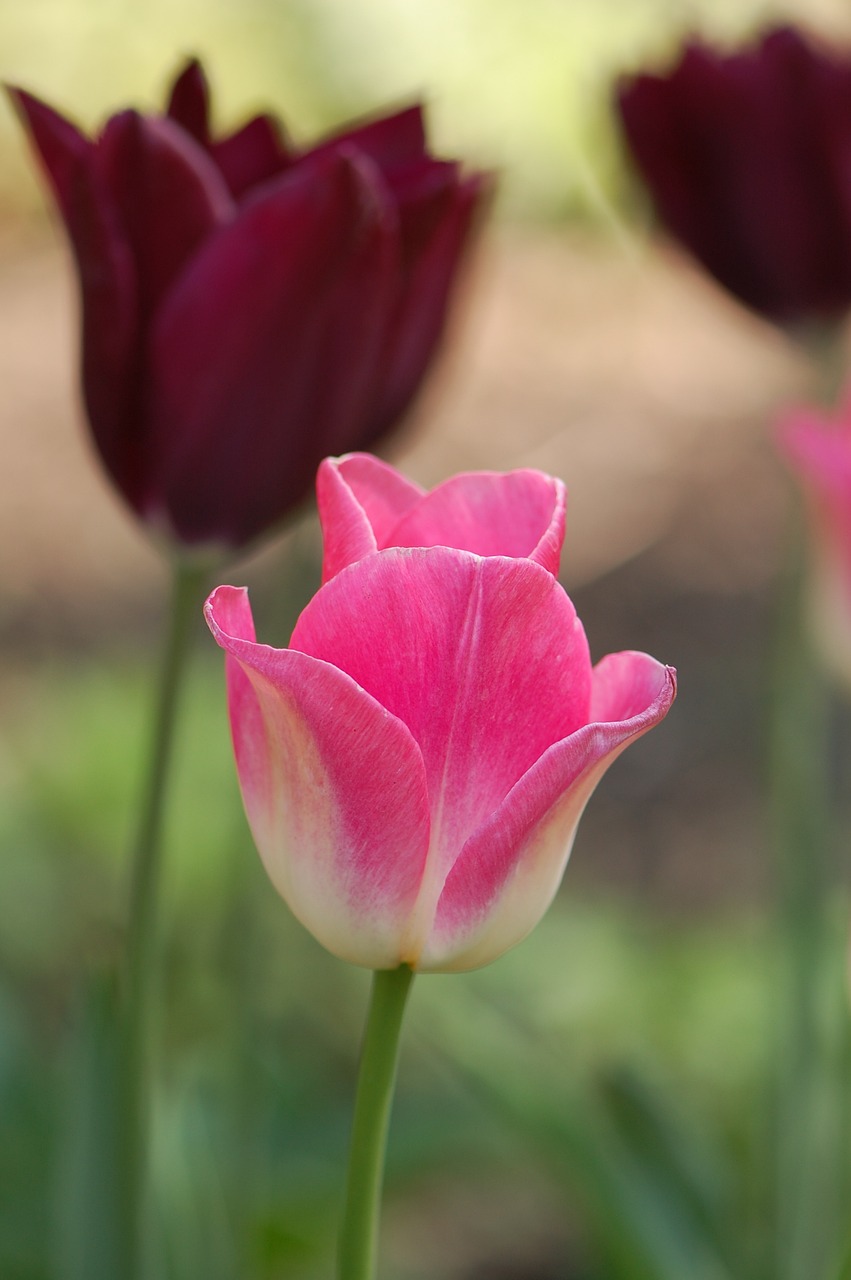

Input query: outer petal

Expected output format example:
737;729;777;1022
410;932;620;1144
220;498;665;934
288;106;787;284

316;453;425;583
306;104;428;172
212;116;291;198
7;88;142;504
205;585;431;969
425;653;676;971
96;110;233;323
147;149;400;547
365;169;489;440
778;405;851;689
291;548;592;962
778;408;851;524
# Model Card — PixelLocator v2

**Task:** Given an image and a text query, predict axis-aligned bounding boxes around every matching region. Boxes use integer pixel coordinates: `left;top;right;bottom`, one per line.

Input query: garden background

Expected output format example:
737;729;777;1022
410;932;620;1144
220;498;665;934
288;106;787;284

2;1;850;1277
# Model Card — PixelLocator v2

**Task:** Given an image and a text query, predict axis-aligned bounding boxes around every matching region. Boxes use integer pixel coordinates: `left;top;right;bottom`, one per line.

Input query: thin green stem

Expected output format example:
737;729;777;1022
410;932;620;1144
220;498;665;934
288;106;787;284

119;557;209;1280
339;965;415;1280
768;539;843;1280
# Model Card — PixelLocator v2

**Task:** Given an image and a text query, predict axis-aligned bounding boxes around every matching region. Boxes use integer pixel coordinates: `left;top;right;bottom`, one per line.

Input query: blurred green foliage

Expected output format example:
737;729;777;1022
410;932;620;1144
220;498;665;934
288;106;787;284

1;647;773;1278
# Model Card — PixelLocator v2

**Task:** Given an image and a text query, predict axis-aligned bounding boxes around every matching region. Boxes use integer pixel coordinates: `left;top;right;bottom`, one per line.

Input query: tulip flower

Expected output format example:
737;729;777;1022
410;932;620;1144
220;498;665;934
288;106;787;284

616;26;851;323
9;60;487;551
316;451;567;581
777;397;851;689
206;551;675;973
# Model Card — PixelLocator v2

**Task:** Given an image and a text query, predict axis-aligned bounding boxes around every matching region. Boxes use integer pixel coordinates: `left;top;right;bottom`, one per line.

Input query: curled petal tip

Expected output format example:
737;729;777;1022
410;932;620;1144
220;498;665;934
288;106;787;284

204;584;254;646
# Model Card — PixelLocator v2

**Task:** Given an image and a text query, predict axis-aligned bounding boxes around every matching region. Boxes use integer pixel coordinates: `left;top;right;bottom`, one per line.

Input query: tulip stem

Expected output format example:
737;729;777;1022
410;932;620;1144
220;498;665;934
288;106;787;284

339;964;415;1280
120;557;208;1279
768;545;847;1280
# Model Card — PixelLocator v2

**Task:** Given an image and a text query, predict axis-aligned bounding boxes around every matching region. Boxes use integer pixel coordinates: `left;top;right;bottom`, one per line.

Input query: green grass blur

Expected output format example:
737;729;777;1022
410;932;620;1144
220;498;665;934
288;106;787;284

0;644;772;1280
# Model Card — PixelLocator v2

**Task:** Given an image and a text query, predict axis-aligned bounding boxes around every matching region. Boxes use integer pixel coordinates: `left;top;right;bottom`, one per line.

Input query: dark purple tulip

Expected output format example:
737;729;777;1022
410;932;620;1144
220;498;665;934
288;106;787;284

10;61;488;550
616;26;851;323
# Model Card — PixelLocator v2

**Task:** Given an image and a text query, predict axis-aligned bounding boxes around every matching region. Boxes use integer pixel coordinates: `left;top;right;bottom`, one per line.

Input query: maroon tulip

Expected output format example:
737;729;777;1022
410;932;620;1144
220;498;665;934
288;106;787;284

10;61;488;550
616;26;851;323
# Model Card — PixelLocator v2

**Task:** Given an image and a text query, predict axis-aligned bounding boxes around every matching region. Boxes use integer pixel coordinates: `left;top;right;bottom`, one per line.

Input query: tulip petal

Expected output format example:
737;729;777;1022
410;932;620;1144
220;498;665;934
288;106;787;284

383;469;566;574
618;28;851;320
212;116;291;198
166;58;290;197
366;169;488;438
8;88;143;503
308;104;428;171
316;453;425;583
165;58;210;143
148;150;399;546
318;456;565;579
205;585;431;969
97;110;233;323
291;548;592;960
426;654;677;971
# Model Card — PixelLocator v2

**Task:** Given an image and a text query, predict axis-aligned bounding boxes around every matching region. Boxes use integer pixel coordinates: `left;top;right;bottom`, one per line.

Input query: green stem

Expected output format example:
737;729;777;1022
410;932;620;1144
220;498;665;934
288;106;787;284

119;557;208;1279
768;540;840;1280
339;965;415;1280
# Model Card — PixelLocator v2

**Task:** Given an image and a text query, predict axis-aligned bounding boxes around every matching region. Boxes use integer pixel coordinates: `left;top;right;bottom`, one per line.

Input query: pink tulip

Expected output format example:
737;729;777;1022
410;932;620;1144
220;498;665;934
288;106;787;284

778;398;851;688
316;452;567;582
206;549;675;972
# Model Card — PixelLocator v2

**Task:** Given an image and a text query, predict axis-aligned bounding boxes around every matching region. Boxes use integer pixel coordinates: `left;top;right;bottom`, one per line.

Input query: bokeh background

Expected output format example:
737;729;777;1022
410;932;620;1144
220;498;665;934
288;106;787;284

3;2;851;1278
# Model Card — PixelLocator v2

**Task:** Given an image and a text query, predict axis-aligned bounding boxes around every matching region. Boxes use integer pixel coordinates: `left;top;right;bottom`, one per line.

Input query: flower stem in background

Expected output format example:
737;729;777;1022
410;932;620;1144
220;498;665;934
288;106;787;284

339;965;415;1280
120;557;209;1279
769;547;849;1280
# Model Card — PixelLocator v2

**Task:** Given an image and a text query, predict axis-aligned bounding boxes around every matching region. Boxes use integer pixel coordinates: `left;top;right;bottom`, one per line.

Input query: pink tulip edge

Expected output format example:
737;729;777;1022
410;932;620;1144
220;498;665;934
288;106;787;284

205;557;675;973
317;453;567;582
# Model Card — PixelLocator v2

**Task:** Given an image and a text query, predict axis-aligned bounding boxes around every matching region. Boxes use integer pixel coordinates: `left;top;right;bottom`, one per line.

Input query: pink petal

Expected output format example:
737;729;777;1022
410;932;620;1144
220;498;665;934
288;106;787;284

205;585;431;969
291;548;592;961
317;455;566;579
427;654;676;971
778;407;851;551
778;408;851;494
316;453;425;583
147;149;399;547
384;469;566;573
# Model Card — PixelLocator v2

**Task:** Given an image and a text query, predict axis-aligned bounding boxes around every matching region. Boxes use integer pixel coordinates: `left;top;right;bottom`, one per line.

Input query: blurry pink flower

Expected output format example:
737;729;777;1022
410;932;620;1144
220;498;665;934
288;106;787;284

778;397;851;688
9;60;487;551
206;544;675;973
316;452;567;582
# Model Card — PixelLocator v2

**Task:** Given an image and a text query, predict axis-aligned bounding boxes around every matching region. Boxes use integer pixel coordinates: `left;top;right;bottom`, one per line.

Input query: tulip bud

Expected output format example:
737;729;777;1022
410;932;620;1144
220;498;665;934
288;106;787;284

206;459;676;972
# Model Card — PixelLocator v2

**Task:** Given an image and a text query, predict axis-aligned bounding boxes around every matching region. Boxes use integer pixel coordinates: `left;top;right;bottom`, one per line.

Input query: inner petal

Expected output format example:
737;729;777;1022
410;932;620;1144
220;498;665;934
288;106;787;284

384;470;564;567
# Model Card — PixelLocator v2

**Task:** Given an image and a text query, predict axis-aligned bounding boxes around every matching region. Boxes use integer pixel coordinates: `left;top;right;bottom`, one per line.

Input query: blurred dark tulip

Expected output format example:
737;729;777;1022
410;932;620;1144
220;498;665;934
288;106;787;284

10;61;488;551
616;26;851;324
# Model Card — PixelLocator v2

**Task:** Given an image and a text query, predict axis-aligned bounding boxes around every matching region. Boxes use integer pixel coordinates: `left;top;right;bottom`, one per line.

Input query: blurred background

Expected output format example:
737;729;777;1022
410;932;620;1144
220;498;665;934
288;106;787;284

3;1;851;1278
